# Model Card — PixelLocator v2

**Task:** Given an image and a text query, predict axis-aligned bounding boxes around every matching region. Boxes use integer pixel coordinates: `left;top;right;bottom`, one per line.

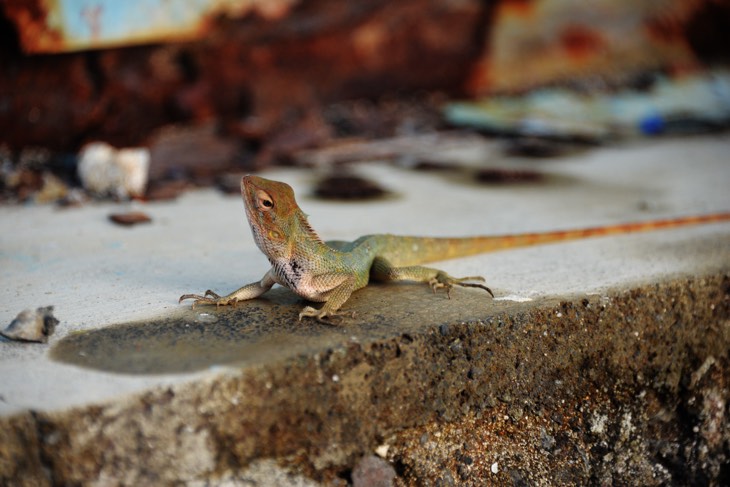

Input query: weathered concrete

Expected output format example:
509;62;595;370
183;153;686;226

2;277;729;485
1;135;730;484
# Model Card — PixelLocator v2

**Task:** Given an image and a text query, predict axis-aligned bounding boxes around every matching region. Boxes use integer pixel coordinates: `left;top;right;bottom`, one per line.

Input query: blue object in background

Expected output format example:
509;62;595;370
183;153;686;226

638;113;665;136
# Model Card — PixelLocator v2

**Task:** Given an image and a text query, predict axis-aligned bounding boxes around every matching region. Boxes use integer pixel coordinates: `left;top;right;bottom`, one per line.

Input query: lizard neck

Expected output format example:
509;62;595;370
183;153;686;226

249;208;326;262
287;211;335;260
294;211;324;246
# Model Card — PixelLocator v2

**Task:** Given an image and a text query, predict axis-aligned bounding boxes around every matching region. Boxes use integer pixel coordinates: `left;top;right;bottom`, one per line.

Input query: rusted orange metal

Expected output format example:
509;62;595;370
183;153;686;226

468;0;705;94
4;0;299;54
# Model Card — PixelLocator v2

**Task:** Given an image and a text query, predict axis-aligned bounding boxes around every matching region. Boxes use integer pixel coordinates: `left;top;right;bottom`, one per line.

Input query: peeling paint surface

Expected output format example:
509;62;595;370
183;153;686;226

7;0;299;53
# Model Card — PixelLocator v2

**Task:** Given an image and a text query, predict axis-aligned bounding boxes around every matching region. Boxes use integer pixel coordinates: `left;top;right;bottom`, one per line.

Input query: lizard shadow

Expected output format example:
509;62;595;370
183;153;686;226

50;284;511;375
50;288;330;375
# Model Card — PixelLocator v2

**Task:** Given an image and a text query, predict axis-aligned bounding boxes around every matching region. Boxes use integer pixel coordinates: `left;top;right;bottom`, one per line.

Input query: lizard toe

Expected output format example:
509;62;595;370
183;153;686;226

428;272;493;299
179;292;237;308
298;306;319;321
179;293;208;304
298;306;355;325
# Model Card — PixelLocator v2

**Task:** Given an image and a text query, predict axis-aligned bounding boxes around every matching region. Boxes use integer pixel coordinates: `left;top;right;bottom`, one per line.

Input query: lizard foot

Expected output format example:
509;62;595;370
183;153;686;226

298;306;356;325
179;290;238;309
428;272;494;299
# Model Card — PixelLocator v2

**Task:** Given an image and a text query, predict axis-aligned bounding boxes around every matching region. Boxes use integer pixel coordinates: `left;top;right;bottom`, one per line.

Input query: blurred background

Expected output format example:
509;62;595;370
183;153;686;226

1;0;729;204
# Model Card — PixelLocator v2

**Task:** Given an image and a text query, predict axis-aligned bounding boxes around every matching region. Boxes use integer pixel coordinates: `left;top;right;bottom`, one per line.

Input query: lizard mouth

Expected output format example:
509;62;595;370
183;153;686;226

241;175;260;210
240;176;257;221
240;174;254;195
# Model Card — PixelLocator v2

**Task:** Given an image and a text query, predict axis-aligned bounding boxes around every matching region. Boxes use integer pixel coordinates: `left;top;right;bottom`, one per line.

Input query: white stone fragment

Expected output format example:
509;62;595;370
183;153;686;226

1;306;58;343
78;142;149;198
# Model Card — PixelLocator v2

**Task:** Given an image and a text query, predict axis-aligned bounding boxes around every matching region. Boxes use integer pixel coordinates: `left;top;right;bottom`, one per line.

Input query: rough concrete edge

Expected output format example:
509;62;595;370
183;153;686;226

1;273;728;486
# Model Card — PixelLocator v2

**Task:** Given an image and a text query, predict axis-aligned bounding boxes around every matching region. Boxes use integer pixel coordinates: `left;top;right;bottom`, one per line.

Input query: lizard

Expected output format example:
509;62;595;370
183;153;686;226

180;175;730;323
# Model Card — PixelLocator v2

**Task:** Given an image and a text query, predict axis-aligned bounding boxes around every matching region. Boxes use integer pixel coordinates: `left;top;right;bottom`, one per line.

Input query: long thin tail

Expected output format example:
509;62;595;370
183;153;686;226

382;212;730;266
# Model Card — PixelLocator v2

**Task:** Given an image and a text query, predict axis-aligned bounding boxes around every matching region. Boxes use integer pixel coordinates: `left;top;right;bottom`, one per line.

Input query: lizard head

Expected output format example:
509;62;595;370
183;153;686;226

241;175;320;259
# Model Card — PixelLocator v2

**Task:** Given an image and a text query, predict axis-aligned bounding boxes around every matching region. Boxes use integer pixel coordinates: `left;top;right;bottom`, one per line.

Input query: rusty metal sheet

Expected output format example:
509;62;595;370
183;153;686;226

5;0;298;54
467;0;705;94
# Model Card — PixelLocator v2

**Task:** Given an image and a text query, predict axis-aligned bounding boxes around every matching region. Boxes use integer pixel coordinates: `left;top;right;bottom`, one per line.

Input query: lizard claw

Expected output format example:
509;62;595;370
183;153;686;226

298;306;356;325
428;273;494;299
179;291;237;309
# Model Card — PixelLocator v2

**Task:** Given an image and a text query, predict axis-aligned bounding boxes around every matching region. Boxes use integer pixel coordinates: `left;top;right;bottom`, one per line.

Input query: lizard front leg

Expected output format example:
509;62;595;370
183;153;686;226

370;257;494;298
179;270;276;308
298;274;357;324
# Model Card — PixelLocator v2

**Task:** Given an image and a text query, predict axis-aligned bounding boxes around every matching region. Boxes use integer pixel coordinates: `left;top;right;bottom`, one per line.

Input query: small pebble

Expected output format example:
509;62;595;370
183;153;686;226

351;455;396;487
108;211;152;226
375;444;389;458
1;306;58;343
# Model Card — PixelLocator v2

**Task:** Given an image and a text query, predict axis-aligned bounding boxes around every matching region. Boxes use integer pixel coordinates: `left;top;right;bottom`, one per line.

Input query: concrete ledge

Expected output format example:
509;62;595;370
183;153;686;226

1;135;730;484
2;275;729;485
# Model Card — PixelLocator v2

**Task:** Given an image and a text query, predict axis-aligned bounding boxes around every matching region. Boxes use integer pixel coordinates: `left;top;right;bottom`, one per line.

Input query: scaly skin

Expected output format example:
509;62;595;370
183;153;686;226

180;175;730;323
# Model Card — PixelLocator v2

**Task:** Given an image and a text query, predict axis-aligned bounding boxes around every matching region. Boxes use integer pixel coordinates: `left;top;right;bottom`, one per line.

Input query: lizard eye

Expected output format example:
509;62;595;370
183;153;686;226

256;190;274;210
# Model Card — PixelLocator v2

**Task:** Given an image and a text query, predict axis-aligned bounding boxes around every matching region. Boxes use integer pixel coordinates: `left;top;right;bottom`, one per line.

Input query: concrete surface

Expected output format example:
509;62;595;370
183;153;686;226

1;134;730;485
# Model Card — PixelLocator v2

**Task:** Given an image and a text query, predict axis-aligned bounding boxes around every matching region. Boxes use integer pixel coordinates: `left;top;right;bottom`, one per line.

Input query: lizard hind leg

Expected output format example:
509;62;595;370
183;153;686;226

371;257;494;299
